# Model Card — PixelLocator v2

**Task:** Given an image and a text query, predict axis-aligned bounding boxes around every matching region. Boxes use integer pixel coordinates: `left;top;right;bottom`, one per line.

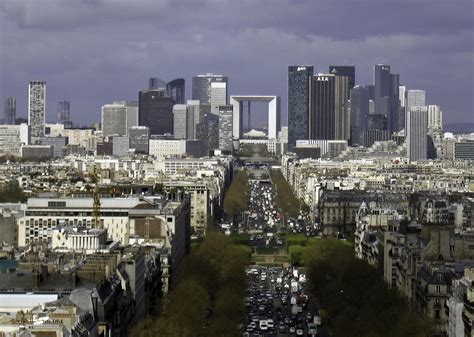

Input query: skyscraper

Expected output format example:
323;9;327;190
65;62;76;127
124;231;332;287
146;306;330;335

218;105;233;152
166;78;185;104
406;90;426;111
101;101;138;137
186;100;202;140
374;64;391;99
288;65;313;151
4;97;16;125
309;74;349;140
329;66;355;96
28;81;46;144
57;100;72;128
138;89;174;136
335;75;349;140
172;101;202;140
210;82;227;114
173;104;188;139
124;101;139;134
406;90;426;131
389;73;400;134
399;85;407;131
349;86;369;146
196;112;219;155
101;103;127;137
373;65;400;133
427;105;443;131
407;106;428;162
192;74;228;105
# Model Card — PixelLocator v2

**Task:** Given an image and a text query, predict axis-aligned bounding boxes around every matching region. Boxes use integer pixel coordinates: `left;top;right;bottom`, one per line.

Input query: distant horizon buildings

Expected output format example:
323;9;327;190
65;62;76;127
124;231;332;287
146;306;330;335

4;97;16;125
28;80;46;144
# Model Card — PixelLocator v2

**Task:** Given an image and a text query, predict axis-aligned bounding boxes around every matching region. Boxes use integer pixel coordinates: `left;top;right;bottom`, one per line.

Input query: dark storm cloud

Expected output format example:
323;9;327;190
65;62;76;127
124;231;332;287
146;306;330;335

0;0;472;125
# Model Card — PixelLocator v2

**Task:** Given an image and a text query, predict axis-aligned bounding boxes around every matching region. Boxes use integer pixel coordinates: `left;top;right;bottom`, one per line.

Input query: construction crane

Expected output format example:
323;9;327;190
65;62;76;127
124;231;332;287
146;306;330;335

89;165;102;229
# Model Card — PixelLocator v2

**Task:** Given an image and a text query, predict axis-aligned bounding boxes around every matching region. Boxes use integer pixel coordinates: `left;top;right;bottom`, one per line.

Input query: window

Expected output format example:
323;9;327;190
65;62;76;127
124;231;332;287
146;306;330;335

436;285;441;294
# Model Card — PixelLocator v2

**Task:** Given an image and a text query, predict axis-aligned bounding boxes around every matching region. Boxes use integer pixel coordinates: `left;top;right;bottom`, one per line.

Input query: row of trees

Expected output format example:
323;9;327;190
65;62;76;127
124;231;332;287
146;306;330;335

223;170;249;220
132;232;250;337
269;170;300;218
304;239;433;337
0;180;27;203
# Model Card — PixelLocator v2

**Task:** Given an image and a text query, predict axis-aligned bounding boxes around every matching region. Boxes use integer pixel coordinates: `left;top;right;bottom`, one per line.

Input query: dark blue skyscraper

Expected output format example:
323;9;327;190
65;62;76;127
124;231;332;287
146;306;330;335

349;86;369;146
166;78;185;104
373;64;401;134
288;65;313;151
138;89;174;136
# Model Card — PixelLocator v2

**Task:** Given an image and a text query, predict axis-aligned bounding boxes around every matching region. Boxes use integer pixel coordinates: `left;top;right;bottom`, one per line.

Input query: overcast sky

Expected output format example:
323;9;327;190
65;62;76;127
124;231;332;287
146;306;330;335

0;0;473;126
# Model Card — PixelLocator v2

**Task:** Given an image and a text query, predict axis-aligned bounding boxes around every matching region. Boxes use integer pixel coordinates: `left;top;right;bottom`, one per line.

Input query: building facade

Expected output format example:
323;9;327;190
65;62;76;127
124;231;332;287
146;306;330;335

288;65;313;151
128;126;149;154
210;82;227;114
218;105;233;152
149;139;186;158
329;65;355;96
192;74;228;105
427;105;443;131
309;74;348;141
407;106;428;162
138;89;174;136
28;81;46;144
166;78;185;104
0;124;30;156
101;103;127;137
349;85;369;146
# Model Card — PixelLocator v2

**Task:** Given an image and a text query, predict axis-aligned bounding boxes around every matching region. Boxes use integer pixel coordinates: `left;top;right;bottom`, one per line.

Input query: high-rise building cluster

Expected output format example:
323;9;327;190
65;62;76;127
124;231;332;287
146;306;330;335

287;64;452;162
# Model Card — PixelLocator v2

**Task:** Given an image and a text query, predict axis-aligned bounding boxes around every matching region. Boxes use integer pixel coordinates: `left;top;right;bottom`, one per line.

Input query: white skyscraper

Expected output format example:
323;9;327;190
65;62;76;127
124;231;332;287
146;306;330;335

186;100;202;139
210;82;227;114
173;101;203;140
28;81;46;144
124;101;139;134
173;104;188;139
407;90;426;110
407;106;428;162
101;103;127;137
427;105;443;131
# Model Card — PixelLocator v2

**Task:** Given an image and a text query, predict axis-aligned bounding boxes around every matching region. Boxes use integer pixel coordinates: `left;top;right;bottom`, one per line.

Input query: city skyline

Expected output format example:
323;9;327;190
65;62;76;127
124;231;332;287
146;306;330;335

0;0;472;126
